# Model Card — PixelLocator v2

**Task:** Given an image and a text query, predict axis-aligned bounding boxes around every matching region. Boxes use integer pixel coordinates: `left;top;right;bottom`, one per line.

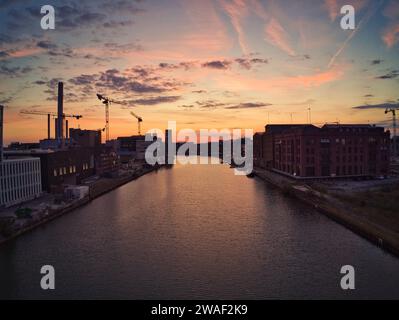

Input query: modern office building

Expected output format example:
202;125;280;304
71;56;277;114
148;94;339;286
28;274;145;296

0;158;42;207
254;123;390;178
1;105;42;207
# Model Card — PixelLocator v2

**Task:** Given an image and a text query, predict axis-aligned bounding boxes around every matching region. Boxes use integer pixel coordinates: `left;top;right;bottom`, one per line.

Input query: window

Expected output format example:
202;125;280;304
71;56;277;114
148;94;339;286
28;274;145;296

305;167;315;177
54;169;57;177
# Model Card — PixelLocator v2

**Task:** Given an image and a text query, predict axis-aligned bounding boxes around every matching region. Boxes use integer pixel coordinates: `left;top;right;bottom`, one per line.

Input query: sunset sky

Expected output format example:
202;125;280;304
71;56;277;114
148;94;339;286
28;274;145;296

0;0;398;144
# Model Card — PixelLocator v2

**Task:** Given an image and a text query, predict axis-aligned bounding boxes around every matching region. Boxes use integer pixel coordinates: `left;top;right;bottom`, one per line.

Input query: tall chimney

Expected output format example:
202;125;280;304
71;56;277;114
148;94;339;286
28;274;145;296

47;113;51;139
55;118;58;139
57;82;64;142
65;120;69;139
0;105;4;162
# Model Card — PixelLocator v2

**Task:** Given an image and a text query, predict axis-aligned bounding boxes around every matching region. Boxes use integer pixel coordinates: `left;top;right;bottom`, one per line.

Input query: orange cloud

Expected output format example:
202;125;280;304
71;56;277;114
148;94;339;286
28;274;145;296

382;1;399;48
1;48;43;59
215;64;345;91
264;18;295;56
275;65;345;88
383;23;399;48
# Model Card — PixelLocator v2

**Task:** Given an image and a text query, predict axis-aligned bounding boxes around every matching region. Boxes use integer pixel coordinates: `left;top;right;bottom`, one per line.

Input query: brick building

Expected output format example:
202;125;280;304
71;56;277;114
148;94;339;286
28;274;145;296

95;146;119;176
254;124;390;178
5;148;95;192
69;128;102;149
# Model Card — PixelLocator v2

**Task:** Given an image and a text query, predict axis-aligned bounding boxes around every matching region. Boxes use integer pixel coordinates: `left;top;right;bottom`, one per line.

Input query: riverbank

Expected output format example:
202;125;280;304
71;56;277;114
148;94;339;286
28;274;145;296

253;167;399;257
0;164;162;245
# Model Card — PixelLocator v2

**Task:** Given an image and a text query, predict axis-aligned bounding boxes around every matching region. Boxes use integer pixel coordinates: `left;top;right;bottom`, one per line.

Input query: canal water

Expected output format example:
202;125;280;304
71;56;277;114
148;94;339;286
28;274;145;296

0;158;398;299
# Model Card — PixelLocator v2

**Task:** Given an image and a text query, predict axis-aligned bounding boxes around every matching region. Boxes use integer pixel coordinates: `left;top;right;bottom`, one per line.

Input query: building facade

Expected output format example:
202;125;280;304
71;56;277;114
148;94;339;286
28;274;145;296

254;124;390;178
5;148;95;192
95;146;120;176
0;158;42;207
69;128;102;149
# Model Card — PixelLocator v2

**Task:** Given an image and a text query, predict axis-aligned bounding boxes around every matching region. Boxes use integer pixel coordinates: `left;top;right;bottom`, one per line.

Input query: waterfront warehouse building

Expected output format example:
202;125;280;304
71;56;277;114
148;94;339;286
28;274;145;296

4;148;95;193
254;124;390;178
0;158;42;208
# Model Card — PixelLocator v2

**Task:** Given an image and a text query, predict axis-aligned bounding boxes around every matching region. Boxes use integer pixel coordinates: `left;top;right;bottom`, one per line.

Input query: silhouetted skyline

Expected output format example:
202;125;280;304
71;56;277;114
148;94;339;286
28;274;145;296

0;0;398;144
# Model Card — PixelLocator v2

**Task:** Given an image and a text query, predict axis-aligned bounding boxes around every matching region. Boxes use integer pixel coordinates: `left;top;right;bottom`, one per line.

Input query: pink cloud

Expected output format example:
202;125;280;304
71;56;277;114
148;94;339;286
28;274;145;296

383;23;399;48
6;48;43;59
264;18;295;56
220;0;249;54
382;0;399;48
325;0;339;21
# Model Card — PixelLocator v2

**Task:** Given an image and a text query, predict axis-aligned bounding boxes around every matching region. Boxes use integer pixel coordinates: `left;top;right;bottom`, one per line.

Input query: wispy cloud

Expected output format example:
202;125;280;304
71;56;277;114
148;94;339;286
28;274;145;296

327;0;381;68
264;18;295;56
225;102;272;109
128;96;181;106
325;0;340;21
353;102;399;110
220;0;249;54
375;69;399;79
217;64;345;91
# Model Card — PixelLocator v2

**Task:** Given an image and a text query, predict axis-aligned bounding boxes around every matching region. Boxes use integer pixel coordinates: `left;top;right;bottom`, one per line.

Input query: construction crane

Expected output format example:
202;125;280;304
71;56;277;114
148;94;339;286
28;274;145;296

130;111;143;135
97;94;126;141
20;109;82;139
385;107;398;157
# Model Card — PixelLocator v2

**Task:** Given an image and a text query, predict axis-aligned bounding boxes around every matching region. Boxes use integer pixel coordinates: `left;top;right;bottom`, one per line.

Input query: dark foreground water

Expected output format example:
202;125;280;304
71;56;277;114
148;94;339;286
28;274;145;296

0;158;398;299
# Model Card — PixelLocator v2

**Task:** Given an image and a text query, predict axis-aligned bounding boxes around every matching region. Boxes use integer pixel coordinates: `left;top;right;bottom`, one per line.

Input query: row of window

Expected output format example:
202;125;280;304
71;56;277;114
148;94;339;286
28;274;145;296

336;166;364;175
53;163;90;177
279;137;387;147
277;164;366;176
